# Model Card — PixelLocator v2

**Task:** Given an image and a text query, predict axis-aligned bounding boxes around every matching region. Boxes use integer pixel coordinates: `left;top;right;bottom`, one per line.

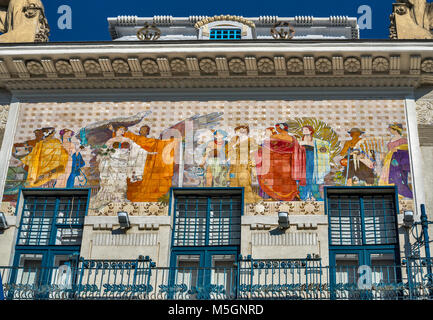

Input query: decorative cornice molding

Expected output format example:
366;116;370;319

0;44;432;90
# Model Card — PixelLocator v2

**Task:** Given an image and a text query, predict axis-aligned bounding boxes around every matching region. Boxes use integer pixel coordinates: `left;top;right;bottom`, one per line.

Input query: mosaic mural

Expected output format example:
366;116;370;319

2;100;413;210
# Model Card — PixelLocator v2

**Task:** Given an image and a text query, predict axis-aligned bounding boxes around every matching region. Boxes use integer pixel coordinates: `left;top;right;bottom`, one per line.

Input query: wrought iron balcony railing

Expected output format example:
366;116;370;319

1;257;433;300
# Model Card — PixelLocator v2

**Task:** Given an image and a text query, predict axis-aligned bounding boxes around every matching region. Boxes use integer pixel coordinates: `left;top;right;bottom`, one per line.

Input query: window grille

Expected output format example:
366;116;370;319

18;195;88;246
209;29;241;40
173;195;241;246
328;193;397;246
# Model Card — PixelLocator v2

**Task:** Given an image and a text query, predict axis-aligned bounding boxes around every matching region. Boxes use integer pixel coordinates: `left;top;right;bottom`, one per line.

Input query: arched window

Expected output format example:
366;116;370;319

195;15;256;40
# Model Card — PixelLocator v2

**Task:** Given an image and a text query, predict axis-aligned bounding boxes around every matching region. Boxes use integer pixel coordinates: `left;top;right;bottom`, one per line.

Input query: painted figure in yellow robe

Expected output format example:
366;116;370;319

228;125;262;203
20;127;69;187
121;126;178;202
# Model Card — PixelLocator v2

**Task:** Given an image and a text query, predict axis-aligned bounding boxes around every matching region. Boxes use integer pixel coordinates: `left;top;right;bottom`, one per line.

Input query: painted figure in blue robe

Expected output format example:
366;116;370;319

298;125;331;201
56;129;87;188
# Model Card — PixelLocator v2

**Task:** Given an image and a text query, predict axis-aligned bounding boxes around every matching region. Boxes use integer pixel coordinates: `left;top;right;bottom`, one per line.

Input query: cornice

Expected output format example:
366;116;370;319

0;41;432;90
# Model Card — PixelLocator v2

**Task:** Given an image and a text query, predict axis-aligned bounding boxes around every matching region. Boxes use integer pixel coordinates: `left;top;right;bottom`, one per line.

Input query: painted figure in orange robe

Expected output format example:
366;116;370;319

256;123;306;201
121;125;178;202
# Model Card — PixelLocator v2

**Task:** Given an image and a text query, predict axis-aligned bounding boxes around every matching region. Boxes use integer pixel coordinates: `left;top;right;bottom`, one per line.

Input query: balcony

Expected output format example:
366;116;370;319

1;257;432;300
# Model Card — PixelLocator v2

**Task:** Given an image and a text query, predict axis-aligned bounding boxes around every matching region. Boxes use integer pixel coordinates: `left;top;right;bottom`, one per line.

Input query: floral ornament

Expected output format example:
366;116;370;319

257;58;275;73
228;58;246;73
141;59;159;74
286;57;304;73
170;58;187;73
421;59;433;73
315;58;332;73
26;61;45;75
344;57;361;73
83;59;102;74
299;201;321;215
199;58;217;73
372;57;390;72
55;60;74;75
112;59;130;74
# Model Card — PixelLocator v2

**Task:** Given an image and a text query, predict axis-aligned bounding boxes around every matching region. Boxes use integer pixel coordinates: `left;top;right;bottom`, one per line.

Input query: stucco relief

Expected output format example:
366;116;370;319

0;0;49;43
246;201;325;216
88;202;169;216
0;104;9;129
416;100;433;124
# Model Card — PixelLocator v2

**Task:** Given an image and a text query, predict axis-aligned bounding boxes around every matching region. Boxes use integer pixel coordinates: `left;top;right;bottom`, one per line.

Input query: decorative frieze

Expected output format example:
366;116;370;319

89;202;169;216
0;54;429;87
246;199;414;216
245;201;325;216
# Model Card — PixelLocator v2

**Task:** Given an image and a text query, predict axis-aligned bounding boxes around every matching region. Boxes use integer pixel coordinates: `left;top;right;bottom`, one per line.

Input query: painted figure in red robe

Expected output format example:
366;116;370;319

256;123;306;201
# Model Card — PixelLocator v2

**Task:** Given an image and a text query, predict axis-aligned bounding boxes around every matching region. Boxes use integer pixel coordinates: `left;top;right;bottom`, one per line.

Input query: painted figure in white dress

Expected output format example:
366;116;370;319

91;125;148;209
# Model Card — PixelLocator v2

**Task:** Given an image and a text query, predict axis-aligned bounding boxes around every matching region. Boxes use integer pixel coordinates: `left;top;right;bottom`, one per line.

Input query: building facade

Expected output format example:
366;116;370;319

0;13;433;300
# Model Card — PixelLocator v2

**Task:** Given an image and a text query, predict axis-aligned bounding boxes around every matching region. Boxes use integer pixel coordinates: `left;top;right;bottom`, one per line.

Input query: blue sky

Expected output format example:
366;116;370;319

46;0;396;41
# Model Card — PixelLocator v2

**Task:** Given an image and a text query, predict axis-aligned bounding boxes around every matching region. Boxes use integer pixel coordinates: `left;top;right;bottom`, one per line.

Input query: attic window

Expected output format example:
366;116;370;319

209;28;241;40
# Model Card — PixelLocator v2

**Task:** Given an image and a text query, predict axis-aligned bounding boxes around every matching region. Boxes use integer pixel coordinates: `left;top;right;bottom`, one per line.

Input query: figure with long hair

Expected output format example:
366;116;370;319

55;129;86;188
298;125;331;201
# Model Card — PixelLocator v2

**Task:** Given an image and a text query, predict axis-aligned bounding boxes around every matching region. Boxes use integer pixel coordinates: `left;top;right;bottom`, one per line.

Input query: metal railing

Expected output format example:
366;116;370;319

1;257;433;300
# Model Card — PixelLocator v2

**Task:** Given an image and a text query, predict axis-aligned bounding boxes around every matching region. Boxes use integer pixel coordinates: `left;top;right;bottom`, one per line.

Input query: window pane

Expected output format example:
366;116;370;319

174;194;241;247
210;29;241;40
328;192;397;246
18;194;87;246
